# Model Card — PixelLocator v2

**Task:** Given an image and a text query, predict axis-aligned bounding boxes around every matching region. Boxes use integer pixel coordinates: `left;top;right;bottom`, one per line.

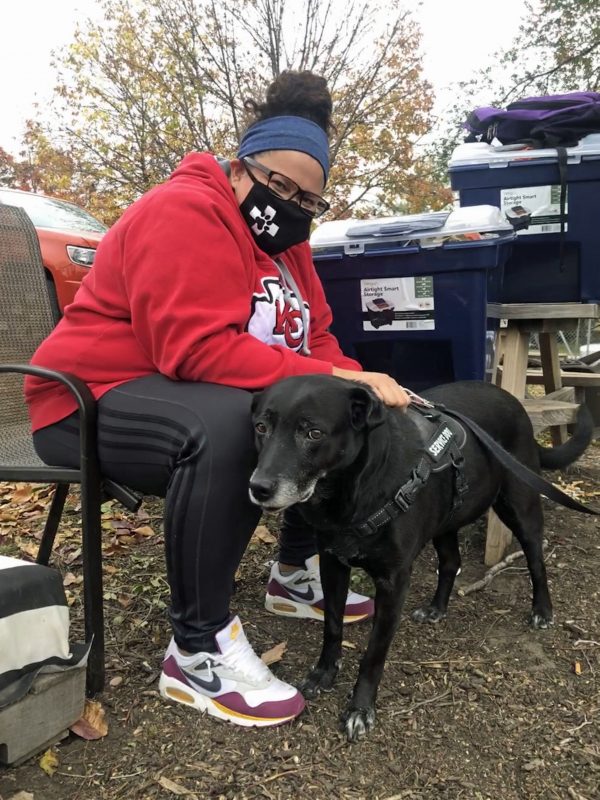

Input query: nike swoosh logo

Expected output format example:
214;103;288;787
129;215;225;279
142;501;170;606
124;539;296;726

285;584;315;602
182;667;222;693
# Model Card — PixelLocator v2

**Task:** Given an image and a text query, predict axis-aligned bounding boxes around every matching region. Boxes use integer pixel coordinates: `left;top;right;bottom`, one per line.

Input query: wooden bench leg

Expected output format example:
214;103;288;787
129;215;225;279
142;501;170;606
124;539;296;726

485;323;529;565
539;331;567;445
498;325;529;399
491;329;505;387
485;514;514;566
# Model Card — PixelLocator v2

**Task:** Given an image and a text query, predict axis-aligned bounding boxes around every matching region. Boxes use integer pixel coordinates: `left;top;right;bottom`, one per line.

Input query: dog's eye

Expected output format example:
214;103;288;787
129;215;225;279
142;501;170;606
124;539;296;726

307;429;323;441
255;422;268;435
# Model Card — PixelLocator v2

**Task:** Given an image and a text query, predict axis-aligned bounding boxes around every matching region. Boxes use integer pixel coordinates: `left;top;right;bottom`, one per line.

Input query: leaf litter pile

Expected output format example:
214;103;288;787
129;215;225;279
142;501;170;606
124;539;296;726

0;444;599;800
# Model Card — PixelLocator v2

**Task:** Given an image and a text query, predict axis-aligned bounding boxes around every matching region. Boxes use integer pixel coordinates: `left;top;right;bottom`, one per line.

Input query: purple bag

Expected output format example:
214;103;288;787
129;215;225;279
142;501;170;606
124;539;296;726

465;92;600;147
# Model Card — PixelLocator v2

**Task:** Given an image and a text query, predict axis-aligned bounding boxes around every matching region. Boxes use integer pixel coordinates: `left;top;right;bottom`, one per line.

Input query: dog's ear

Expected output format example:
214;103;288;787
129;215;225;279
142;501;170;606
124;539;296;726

349;385;385;431
251;390;264;416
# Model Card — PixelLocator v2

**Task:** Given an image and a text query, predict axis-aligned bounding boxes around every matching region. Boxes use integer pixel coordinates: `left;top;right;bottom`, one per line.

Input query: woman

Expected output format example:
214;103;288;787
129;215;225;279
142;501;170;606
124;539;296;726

26;71;409;727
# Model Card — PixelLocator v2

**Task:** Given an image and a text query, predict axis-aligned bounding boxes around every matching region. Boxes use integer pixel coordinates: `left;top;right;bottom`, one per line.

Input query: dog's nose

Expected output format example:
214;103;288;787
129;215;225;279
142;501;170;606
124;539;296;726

249;478;277;503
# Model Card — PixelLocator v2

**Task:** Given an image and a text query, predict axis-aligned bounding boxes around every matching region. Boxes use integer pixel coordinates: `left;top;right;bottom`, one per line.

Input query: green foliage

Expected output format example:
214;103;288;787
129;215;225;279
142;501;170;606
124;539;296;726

5;0;452;222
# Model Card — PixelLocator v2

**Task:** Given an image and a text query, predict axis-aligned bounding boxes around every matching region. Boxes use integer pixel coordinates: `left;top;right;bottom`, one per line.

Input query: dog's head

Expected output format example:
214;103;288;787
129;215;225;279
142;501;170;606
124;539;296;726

249;374;385;512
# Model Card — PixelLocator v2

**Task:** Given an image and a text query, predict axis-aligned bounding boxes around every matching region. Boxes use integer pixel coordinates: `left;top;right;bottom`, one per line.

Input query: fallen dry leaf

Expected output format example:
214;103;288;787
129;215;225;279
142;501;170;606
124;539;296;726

573;661;582;675
64;590;76;607
109;675;124;687
8;792;35;800
157;775;197;797
252;525;277;544
115;534;137;545
70;699;108;740
261;641;287;665
132;525;155;537
64;547;82;565
18;542;39;559
10;485;34;503
63;572;82;587
341;640;357;649
39;748;59;776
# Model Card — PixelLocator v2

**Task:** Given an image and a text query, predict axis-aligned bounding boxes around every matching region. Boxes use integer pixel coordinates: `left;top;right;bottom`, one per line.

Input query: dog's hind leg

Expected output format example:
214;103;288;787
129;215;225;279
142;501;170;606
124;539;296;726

492;482;553;629
300;549;349;700
411;530;461;624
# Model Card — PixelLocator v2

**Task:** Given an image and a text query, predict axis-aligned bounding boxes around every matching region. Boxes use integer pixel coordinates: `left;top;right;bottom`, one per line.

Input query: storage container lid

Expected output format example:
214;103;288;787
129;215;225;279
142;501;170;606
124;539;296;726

310;205;514;253
449;133;600;170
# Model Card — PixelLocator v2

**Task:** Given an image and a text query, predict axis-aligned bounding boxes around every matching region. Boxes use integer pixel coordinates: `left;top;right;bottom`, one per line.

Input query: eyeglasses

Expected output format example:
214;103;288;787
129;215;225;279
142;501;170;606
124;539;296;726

242;157;330;219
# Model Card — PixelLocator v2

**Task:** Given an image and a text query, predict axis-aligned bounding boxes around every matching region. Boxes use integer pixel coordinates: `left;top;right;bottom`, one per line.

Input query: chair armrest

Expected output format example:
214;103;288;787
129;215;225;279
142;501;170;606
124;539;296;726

1;364;144;511
0;363;98;474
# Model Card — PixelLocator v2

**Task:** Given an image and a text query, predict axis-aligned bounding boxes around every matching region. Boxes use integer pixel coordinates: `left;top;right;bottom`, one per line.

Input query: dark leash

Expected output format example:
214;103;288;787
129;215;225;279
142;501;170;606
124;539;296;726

344;390;598;541
406;390;599;517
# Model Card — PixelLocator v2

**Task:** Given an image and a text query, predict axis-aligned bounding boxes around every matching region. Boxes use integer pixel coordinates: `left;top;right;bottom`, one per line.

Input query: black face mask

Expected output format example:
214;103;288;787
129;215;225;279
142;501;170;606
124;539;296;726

239;182;312;256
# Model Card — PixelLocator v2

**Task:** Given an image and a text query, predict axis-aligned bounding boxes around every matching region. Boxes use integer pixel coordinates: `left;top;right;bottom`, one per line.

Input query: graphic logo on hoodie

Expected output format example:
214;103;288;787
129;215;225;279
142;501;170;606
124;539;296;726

248;277;308;351
249;205;279;238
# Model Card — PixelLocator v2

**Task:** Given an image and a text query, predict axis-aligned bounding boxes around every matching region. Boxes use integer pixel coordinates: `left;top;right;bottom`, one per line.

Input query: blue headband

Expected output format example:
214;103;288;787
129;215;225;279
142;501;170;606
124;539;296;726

237;115;330;183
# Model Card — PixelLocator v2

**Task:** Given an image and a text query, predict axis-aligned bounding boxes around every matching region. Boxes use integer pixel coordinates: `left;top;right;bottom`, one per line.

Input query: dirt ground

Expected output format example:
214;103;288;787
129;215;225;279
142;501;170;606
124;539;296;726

0;445;599;800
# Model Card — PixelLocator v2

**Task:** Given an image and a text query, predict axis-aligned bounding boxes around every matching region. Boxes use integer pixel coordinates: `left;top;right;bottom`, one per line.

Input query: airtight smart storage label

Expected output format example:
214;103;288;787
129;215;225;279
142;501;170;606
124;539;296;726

360;276;434;331
500;185;568;235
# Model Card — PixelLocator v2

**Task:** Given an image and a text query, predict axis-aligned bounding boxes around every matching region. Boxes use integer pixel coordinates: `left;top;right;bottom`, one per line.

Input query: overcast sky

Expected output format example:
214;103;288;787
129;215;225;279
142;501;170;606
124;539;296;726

0;0;528;154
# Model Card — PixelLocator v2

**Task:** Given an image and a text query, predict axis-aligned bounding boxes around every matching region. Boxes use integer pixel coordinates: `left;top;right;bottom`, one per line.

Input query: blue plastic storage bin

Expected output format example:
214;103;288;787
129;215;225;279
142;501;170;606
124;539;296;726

449;134;600;302
311;206;514;391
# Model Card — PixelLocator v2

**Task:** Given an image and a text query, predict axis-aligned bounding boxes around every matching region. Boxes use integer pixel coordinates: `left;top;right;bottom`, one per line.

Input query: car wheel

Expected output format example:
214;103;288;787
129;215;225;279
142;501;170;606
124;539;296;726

45;275;62;325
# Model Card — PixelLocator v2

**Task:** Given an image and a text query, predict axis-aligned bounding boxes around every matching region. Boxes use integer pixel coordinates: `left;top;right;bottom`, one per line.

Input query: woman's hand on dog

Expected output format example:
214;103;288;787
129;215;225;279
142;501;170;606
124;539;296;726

332;367;411;409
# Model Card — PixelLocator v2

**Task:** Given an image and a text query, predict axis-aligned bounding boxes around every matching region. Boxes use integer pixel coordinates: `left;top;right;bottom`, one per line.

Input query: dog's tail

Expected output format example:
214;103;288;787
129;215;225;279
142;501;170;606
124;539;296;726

537;404;595;470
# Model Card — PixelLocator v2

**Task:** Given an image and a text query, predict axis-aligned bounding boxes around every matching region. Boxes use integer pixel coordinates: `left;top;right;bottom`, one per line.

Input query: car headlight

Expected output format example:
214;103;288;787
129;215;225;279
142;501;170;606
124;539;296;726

67;245;97;267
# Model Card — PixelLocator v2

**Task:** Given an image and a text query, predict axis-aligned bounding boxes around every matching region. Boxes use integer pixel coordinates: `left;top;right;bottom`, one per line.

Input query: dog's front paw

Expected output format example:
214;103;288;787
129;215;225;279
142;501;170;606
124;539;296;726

530;611;554;630
341;705;376;742
411;605;447;624
299;662;340;700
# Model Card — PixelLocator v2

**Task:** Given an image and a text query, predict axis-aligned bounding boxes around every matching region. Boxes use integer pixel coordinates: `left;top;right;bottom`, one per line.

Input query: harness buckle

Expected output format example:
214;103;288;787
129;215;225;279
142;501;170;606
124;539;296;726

366;518;380;535
393;488;411;512
405;388;436;409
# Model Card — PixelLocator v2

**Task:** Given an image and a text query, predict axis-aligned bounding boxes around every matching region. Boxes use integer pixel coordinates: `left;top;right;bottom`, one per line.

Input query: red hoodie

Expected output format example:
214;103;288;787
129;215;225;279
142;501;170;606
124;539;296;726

25;153;361;432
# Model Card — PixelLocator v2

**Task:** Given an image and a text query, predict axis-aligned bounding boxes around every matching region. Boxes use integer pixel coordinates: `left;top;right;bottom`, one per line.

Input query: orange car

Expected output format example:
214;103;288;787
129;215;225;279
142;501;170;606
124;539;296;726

0;188;107;317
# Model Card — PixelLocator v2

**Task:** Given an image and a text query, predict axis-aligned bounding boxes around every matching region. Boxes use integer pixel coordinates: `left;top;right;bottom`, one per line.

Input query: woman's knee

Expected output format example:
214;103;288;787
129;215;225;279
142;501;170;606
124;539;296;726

169;384;258;476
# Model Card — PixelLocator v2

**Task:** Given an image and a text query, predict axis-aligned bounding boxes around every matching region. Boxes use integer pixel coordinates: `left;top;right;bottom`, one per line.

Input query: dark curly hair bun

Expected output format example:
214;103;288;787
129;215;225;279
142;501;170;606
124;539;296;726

244;70;333;135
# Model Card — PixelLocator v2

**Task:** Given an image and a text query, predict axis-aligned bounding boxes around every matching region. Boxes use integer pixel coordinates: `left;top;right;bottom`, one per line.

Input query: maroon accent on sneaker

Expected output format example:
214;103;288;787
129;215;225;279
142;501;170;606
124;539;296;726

312;597;373;616
162;655;305;720
345;598;374;617
266;578;295;600
163;654;186;681
269;578;373;618
214;690;305;720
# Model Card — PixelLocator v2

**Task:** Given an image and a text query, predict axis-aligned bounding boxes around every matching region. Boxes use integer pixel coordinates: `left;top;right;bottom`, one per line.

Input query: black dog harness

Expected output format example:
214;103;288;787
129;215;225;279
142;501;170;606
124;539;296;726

346;391;599;539
349;404;469;538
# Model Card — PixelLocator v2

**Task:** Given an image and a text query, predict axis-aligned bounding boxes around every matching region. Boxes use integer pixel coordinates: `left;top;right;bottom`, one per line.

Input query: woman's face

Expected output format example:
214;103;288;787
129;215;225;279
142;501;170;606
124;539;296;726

230;150;326;207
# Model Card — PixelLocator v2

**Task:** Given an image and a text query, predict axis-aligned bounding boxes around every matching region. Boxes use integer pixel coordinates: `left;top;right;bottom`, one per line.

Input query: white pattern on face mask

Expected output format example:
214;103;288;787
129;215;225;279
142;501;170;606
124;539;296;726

248;205;279;237
240;183;311;255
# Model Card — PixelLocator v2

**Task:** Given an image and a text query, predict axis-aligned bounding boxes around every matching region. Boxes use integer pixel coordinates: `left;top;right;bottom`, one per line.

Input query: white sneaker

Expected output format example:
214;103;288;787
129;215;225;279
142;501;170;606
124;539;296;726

265;554;374;624
159;616;304;727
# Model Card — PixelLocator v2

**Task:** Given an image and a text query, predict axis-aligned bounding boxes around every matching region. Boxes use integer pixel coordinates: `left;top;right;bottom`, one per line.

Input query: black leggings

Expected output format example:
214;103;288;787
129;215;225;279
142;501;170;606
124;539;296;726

33;374;317;651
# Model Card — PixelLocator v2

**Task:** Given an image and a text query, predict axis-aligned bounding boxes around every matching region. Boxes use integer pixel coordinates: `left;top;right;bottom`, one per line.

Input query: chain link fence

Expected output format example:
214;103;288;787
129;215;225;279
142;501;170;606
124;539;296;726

530;318;600;360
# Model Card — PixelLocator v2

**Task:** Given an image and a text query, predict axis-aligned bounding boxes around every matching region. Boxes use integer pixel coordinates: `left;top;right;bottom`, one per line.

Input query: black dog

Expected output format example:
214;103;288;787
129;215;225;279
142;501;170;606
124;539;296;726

249;376;593;741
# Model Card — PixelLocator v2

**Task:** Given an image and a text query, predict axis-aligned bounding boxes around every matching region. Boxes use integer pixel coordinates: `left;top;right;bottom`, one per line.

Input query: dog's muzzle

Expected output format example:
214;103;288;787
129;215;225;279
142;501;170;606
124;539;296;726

249;472;319;511
249;477;278;505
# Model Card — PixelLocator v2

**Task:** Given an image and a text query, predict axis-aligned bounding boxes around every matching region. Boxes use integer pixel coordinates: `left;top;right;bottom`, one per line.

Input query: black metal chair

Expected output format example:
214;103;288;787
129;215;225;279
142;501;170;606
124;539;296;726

0;204;141;695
